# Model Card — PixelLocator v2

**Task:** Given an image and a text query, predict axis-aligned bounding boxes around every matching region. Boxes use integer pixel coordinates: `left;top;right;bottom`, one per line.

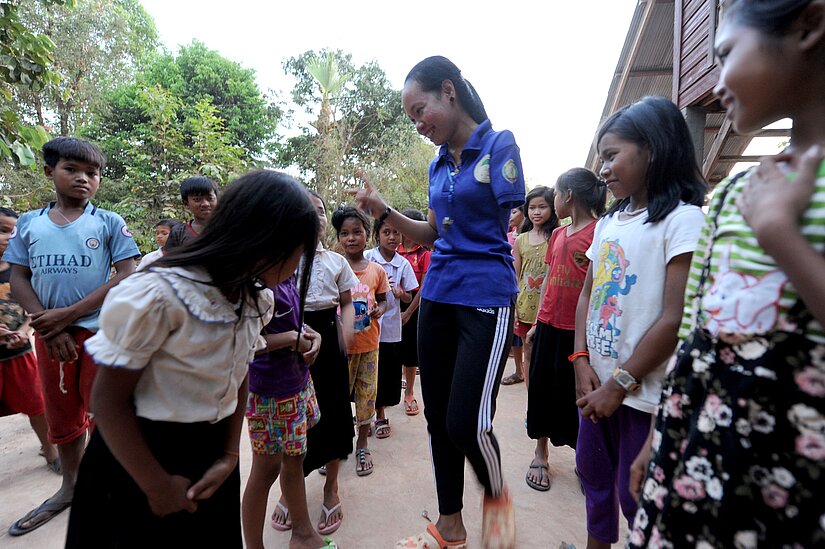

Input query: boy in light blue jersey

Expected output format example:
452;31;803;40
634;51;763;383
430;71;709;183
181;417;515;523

3;137;139;537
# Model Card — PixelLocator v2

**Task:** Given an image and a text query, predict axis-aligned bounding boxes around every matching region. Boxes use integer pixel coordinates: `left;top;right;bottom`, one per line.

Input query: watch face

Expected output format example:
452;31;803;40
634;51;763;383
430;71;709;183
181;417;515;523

613;369;640;392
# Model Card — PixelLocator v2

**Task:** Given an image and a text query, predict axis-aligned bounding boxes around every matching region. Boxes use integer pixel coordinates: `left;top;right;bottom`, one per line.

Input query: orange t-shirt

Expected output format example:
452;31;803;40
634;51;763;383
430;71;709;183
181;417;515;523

348;262;390;354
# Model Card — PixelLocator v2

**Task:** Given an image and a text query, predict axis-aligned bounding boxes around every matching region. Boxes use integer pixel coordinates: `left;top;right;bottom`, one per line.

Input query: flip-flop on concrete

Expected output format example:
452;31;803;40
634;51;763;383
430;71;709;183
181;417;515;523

395;523;468;548
355;448;373;476
318;502;342;535
8;499;71;536
270;501;292;531
525;462;551;492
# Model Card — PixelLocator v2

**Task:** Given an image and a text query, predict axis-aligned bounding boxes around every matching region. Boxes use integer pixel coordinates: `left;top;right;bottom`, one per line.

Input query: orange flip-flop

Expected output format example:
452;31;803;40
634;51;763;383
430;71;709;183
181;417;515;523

395;523;467;549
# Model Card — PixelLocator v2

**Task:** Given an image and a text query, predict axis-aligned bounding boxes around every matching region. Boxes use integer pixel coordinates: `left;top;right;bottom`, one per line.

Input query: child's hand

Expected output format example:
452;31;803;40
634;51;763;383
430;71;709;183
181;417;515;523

739;145;824;241
368;303;383;319
525;325;537;345
43;331;79;362
295;332;312;354
5;330;29;349
31;307;77;339
629;430;654;502
301;328;321;365
577;378;625;423
573;359;600;400
400;310;412;326
392;285;405;299
146;474;197;517
187;454;237;502
347;170;388;218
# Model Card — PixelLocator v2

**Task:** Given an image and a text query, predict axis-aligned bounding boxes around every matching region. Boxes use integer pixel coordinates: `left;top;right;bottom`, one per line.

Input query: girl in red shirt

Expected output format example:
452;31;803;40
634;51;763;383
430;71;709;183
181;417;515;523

524;168;605;491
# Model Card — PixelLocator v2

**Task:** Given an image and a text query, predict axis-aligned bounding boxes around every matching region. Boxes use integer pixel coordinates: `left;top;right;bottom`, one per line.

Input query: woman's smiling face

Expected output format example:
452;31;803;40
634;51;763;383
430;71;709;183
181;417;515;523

402;79;456;146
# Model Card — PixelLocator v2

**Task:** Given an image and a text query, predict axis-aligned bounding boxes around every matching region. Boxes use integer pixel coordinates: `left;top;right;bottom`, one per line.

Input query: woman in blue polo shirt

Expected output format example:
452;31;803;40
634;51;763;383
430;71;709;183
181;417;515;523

351;55;524;549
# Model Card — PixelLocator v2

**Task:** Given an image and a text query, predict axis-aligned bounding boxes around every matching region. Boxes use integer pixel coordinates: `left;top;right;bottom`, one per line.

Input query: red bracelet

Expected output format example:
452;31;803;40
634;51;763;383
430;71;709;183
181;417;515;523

568;351;590;363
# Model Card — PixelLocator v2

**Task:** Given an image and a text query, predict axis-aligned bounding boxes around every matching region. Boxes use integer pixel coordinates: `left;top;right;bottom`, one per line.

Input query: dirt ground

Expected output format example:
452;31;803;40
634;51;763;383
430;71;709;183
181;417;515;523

0;360;628;548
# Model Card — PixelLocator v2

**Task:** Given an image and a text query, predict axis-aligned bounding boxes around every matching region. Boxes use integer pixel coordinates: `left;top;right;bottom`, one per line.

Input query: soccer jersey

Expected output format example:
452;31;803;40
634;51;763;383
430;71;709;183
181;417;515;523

423;119;526;308
2;202;139;331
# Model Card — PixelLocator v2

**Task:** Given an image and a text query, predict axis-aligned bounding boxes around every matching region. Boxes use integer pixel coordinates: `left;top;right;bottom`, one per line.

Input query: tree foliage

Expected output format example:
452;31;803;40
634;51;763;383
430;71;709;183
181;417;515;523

13;0;157;136
141;41;280;158
280;49;431;211
0;0;74;167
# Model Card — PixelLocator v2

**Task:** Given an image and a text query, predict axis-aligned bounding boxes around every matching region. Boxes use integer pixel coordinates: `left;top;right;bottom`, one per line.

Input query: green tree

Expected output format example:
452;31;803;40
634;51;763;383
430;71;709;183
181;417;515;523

0;0;74;167
13;0;157;136
281;49;430;210
143;41;280;158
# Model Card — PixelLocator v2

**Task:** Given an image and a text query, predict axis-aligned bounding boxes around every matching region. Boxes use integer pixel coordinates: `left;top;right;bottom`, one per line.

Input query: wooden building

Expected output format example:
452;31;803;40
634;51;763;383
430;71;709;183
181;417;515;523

586;0;790;187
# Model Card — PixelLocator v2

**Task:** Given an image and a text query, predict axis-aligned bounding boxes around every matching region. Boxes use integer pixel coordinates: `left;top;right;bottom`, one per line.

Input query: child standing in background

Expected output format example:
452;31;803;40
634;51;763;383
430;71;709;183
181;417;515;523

503;186;557;387
366;217;418;438
137;219;177;270
573;96;706;549
524;169;605;492
242;276;334;549
332;206;388;477
163;176;218;252
398;208;431;416
5;137;139;537
64;170;319;548
271;191;357;536
0;207;57;474
503;206;527;384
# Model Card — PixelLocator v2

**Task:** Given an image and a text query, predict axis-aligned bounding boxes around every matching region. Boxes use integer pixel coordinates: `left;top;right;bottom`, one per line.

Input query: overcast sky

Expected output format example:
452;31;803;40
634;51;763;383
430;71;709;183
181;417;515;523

139;0;638;186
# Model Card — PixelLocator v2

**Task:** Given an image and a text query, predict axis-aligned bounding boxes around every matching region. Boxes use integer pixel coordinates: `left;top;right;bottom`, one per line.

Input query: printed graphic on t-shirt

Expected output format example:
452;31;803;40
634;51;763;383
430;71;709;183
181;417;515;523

587;240;637;358
352;284;372;333
702;245;787;336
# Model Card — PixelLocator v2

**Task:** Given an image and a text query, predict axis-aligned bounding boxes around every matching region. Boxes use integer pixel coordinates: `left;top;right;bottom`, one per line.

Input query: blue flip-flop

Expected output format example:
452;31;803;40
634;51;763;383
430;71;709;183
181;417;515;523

8;499;72;536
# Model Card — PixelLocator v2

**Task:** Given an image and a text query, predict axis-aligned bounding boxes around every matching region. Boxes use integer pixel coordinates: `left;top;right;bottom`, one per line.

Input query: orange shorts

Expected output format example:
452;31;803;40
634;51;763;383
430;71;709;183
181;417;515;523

35;328;97;444
0;351;45;417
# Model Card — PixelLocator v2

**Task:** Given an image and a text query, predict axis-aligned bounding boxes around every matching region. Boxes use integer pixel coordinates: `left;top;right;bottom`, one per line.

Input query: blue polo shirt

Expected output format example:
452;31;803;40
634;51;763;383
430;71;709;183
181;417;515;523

423;119;525;308
2;202;140;331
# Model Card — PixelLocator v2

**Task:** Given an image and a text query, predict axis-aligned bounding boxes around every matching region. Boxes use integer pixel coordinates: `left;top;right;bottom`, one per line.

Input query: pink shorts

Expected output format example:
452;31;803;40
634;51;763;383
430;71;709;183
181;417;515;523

35;328;97;444
0;351;45;417
514;319;533;339
246;377;320;456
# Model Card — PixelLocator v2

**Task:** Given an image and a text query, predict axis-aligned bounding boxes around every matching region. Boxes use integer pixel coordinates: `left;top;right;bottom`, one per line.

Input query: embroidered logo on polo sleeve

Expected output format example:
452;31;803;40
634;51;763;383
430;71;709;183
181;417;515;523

502;159;519;184
474;155;491;183
9;226;16;239
120;225;133;238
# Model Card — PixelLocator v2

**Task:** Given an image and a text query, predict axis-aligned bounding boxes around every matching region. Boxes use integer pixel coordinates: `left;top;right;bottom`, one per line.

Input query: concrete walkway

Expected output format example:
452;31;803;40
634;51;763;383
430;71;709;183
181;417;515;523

0;359;626;548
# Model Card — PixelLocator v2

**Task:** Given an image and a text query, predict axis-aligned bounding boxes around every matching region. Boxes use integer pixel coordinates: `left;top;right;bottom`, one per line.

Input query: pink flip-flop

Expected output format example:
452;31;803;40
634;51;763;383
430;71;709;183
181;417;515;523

270;501;292;531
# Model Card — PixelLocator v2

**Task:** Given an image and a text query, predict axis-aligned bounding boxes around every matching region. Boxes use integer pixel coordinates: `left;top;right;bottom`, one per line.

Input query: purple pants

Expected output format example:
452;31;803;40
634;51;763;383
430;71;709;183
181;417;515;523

575;404;651;543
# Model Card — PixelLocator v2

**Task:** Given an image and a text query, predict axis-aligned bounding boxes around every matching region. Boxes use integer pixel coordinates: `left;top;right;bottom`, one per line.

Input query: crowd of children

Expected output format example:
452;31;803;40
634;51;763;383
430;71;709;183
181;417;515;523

1;3;824;546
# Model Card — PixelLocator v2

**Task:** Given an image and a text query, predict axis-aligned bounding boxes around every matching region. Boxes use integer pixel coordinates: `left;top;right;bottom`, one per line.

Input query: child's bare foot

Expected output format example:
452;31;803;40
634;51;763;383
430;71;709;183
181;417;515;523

39;445;60;474
271;500;292;531
289;529;329;549
318;491;342;535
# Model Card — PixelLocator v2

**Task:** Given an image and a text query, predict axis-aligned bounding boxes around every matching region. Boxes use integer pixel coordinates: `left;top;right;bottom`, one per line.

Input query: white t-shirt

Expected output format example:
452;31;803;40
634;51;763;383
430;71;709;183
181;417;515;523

303;243;359;312
136;248;163;271
85;266;273;423
365;247;419;343
585;203;705;414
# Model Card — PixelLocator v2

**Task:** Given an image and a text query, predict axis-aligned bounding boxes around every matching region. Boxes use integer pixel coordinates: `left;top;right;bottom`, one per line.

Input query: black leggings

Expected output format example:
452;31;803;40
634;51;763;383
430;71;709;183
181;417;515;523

417;299;514;515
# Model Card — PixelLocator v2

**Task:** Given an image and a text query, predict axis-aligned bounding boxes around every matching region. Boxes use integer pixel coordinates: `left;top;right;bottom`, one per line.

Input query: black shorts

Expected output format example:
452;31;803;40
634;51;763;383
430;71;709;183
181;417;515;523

376;341;403;408
399;302;419;366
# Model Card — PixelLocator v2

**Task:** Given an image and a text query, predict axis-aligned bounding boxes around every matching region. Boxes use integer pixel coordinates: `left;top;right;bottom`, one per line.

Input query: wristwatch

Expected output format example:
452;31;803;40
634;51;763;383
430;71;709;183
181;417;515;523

612;367;641;393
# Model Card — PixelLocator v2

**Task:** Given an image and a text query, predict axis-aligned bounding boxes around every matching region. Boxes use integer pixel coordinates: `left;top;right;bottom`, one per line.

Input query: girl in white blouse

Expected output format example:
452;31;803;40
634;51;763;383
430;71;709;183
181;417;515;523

64;171;320;549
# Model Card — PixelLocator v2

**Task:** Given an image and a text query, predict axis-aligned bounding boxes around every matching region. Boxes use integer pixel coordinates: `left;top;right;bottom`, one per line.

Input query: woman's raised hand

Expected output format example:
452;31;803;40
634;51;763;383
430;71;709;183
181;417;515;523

347;169;388;218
